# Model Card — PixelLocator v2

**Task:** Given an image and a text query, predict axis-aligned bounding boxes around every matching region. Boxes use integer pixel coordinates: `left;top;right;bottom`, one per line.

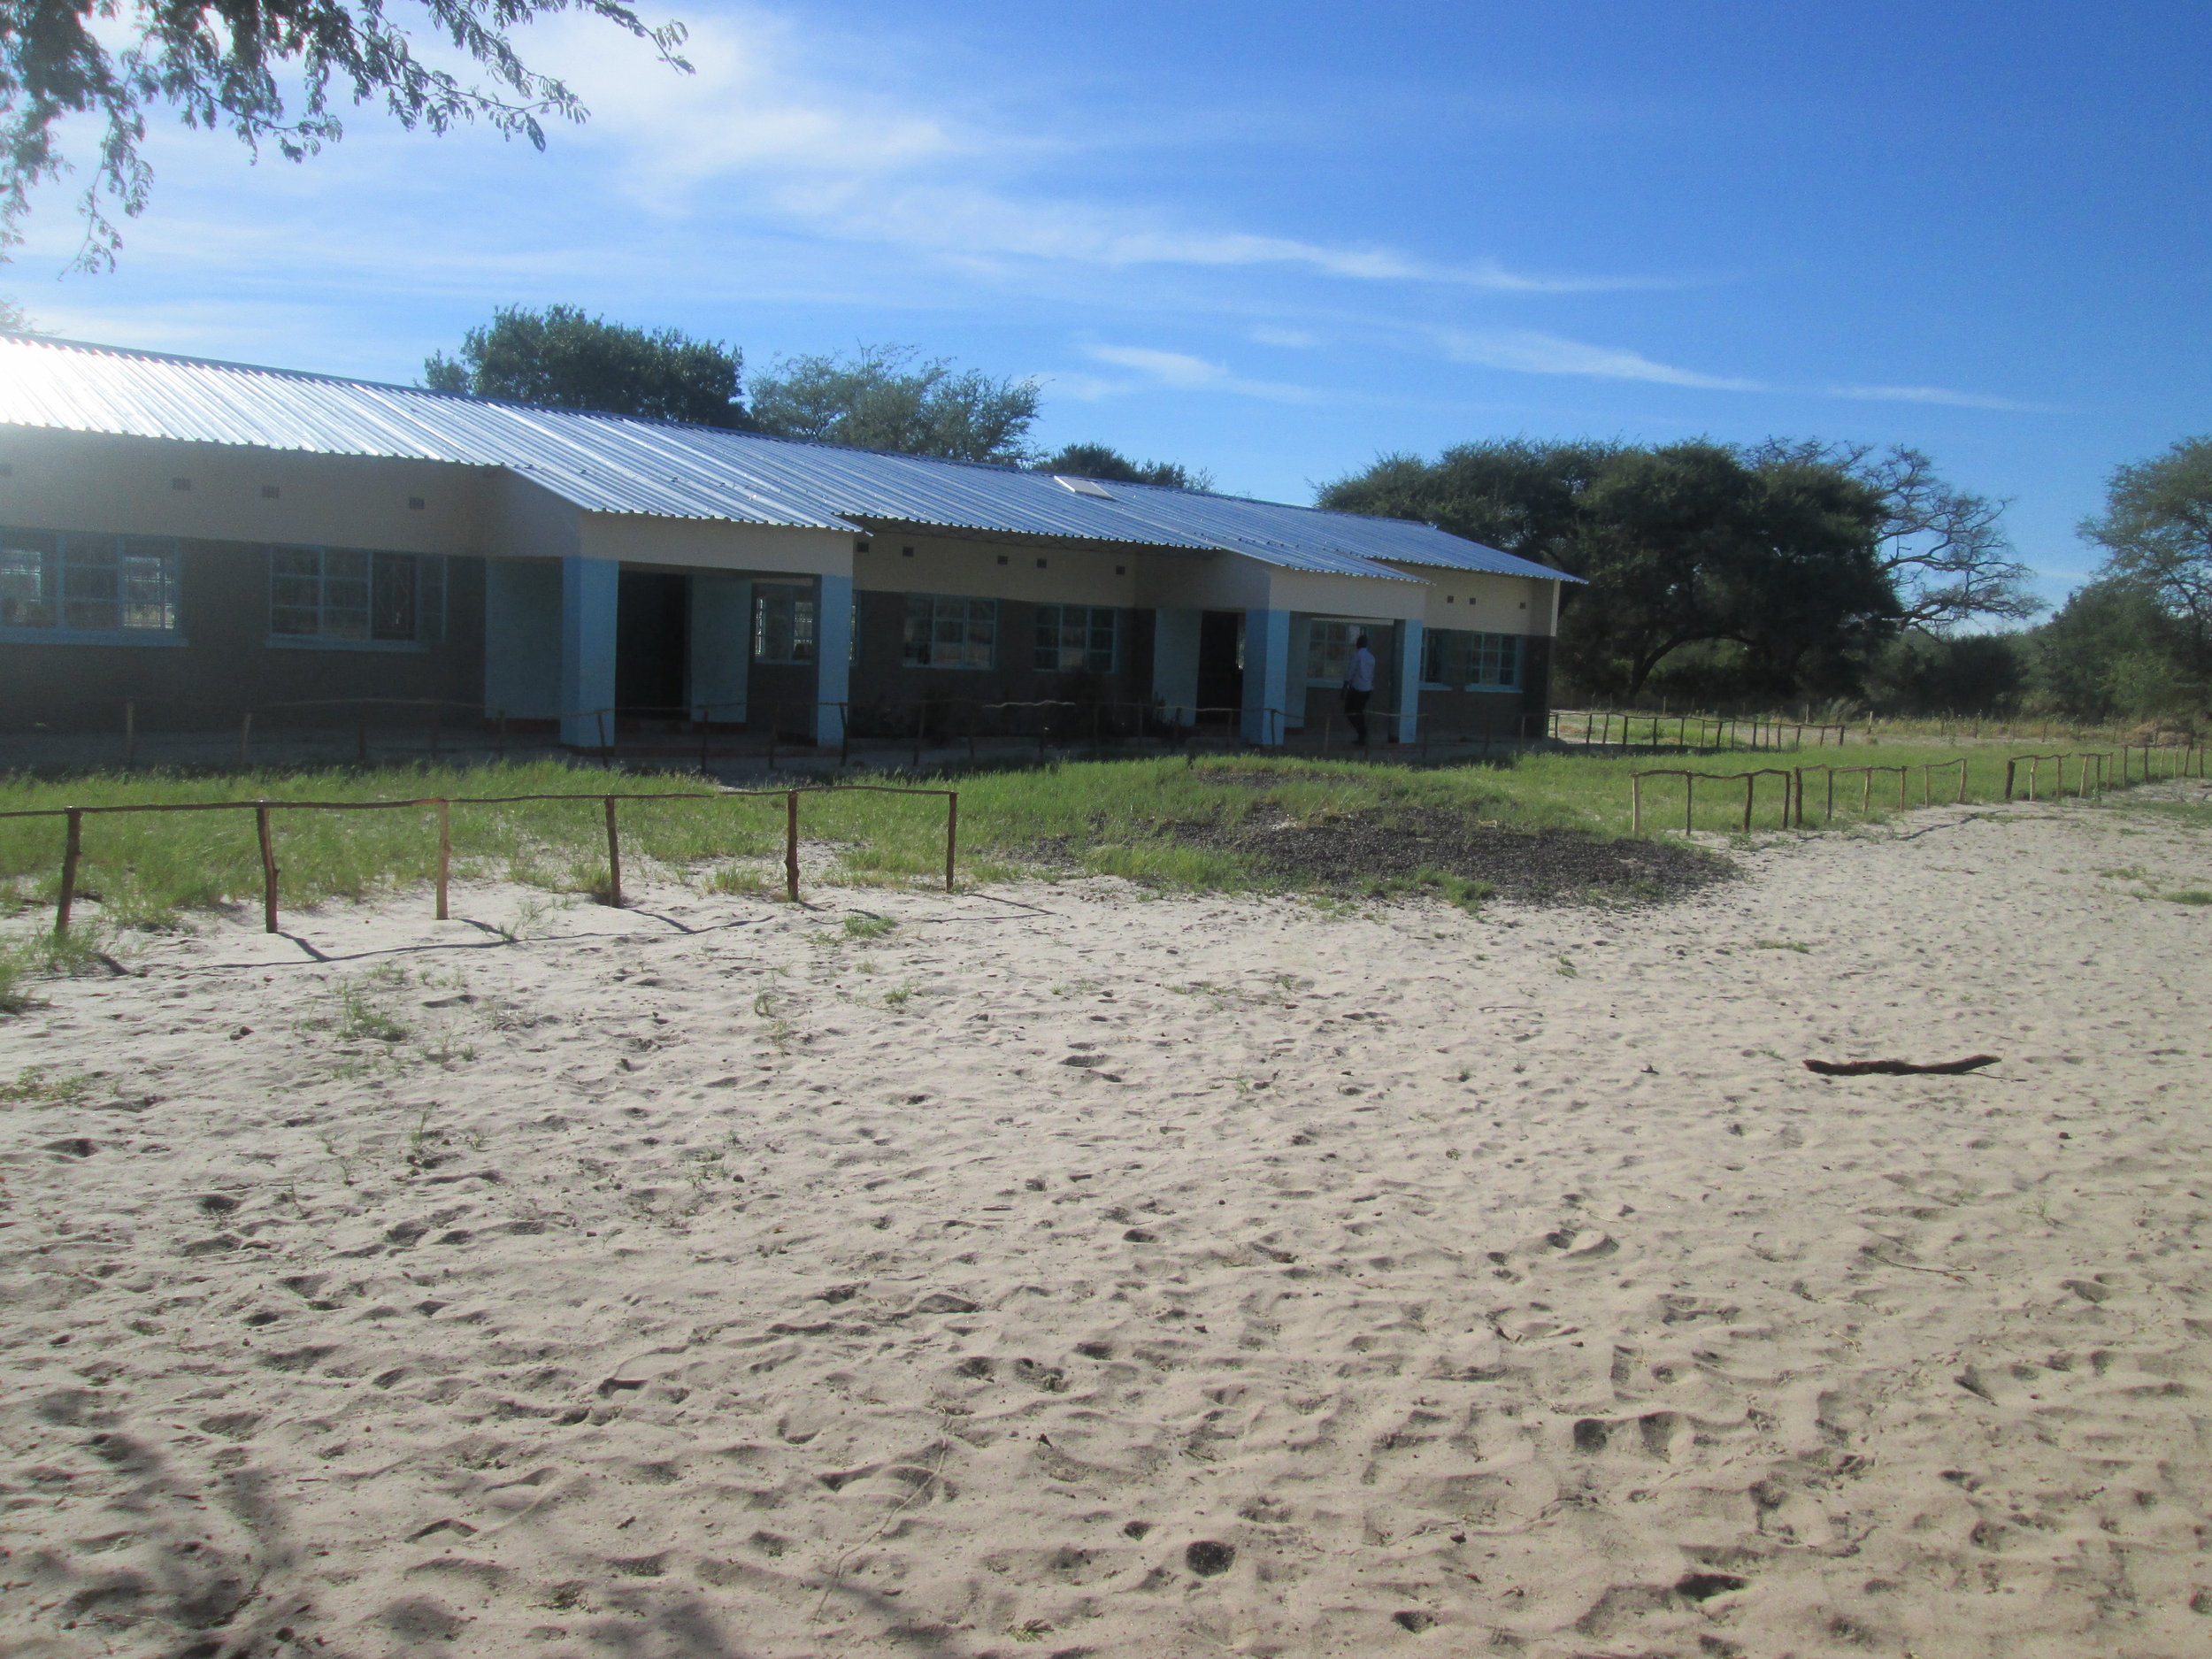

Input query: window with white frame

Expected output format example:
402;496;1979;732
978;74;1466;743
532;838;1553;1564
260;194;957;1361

1033;604;1116;673
2;528;180;636
268;547;445;644
752;583;818;664
1470;631;1522;687
902;595;996;669
1304;618;1374;686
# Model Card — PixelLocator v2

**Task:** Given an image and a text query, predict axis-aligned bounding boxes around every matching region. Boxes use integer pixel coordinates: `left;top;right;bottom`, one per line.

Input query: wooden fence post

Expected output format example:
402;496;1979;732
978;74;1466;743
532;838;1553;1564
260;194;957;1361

1826;767;1835;820
55;809;82;935
1631;773;1642;834
2004;758;2016;801
944;792;958;893
785;790;801;902
603;796;622;908
1792;767;1803;827
1741;773;1755;832
435;800;451;921
256;803;280;933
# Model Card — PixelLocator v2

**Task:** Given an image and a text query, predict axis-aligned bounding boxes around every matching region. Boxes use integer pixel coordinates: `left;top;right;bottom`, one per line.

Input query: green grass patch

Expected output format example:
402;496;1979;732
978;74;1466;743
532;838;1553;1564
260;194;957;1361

0;1064;94;1104
2162;889;2212;906
0;742;2187;944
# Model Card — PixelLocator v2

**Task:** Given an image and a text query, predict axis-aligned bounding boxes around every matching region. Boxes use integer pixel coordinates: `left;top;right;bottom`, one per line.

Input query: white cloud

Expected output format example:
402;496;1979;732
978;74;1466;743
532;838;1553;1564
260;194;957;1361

1827;382;2057;413
1250;326;1320;349
1080;343;1317;403
523;13;1655;291
1441;328;1765;390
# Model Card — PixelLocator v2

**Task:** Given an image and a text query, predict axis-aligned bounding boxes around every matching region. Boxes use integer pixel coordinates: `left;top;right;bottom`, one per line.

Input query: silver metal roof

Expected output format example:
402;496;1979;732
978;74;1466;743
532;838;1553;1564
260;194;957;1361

0;334;1578;587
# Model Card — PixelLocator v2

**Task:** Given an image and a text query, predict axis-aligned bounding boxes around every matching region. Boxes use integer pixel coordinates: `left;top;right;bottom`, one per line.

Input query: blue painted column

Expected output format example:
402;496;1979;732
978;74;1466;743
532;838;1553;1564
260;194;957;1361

1390;618;1425;743
1241;607;1292;745
559;556;618;749
688;576;751;725
1151;608;1202;724
814;572;853;747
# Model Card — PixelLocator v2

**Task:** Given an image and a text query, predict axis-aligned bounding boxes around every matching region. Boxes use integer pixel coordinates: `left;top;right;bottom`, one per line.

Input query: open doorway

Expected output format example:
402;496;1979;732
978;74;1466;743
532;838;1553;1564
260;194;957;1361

617;572;688;722
1195;610;1243;726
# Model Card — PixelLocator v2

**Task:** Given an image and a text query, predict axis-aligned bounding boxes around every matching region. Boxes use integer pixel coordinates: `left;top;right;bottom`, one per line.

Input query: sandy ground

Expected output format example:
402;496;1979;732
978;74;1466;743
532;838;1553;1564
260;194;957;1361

3;786;2209;1659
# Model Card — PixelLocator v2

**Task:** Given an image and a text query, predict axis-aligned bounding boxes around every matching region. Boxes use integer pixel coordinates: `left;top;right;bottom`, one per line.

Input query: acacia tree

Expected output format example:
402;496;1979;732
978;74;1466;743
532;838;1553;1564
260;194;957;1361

1317;438;1620;570
1;0;689;268
1743;439;2039;629
424;304;745;426
2078;435;2212;690
749;344;1041;465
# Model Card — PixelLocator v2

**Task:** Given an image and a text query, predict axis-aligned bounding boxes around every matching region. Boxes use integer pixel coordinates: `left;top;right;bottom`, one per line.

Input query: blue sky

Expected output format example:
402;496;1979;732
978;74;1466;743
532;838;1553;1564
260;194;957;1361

8;0;2207;607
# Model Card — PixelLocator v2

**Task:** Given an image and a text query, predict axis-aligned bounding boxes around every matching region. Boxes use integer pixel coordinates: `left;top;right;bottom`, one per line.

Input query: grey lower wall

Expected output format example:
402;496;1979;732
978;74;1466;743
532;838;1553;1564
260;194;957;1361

0;538;487;733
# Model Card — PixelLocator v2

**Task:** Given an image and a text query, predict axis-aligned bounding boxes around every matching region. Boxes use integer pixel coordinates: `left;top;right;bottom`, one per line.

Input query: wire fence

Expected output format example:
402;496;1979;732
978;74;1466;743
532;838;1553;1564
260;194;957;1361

4;783;959;937
1553;710;1849;751
1632;743;2207;833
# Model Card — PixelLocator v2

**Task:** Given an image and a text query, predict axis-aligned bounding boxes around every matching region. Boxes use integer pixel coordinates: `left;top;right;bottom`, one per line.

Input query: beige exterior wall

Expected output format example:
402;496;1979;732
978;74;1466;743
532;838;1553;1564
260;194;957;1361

0;427;495;555
1376;561;1559;634
849;530;1428;622
855;530;1139;606
584;513;854;577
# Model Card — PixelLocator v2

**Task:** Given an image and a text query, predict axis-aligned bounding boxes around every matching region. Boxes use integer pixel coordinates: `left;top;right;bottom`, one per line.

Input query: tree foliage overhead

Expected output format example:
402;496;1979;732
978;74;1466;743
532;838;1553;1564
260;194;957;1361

1036;442;1212;492
422;303;745;427
0;0;689;268
747;343;1042;465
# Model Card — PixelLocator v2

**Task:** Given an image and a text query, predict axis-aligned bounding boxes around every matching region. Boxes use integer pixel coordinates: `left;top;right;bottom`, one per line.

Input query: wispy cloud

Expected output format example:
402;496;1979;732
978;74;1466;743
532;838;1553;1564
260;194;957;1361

1440;327;2051;411
1826;382;2058;413
522;14;1660;292
1079;343;1317;402
1441;328;1765;390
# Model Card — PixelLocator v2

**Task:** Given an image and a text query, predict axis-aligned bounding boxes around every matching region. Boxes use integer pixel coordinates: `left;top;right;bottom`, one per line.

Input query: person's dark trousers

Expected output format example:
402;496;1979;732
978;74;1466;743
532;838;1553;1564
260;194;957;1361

1343;687;1371;746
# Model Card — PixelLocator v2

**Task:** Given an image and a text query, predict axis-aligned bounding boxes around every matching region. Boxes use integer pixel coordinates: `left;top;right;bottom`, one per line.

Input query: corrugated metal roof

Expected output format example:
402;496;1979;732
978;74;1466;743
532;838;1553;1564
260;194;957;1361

0;334;1578;586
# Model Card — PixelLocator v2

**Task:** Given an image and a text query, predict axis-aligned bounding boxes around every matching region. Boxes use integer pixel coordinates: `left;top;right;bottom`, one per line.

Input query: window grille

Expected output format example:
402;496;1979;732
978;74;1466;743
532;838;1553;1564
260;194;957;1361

753;584;818;664
1033;604;1117;672
268;547;444;642
1;528;180;635
902;595;996;669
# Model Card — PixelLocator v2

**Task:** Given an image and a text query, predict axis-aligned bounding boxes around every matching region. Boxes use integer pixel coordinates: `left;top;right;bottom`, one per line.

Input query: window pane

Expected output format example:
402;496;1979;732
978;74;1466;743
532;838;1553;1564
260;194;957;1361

419;556;447;643
271;605;319;636
272;547;320;579
372;552;417;641
0;530;56;627
120;553;175;630
326;549;369;581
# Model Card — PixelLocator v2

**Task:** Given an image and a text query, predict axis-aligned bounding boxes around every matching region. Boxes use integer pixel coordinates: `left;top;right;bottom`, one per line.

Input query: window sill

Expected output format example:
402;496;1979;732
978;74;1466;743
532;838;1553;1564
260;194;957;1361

0;627;187;648
265;635;429;654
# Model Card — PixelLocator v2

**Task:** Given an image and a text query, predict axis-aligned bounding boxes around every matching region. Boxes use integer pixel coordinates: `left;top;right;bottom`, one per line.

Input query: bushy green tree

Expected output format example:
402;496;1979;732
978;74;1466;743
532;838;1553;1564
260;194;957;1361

1318;438;1620;571
1863;631;2026;715
2024;578;2194;723
1038;442;1212;491
423;304;745;427
2078;437;2212;688
748;344;1041;465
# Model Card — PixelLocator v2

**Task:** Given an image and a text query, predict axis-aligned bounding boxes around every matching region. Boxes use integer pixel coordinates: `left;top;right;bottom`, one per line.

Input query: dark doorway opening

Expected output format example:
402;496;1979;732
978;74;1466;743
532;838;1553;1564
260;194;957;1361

617;572;688;722
1195;610;1244;726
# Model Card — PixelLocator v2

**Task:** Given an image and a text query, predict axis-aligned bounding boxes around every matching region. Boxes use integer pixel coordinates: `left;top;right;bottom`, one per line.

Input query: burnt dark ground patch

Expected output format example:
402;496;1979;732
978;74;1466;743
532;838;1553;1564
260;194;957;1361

1170;806;1731;906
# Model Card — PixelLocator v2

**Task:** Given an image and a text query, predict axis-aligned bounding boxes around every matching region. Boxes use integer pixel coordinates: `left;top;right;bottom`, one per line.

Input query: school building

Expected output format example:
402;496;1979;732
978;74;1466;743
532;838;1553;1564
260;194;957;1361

0;334;1579;748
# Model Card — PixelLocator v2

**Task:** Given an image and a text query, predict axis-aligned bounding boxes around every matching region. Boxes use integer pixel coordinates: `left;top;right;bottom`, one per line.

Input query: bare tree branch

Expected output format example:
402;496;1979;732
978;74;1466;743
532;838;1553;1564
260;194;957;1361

1744;438;2042;631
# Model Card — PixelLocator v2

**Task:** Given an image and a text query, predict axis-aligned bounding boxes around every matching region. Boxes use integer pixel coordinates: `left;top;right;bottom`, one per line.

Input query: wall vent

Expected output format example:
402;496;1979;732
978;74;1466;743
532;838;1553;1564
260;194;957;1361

408;496;426;510
261;485;280;499
169;477;190;491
